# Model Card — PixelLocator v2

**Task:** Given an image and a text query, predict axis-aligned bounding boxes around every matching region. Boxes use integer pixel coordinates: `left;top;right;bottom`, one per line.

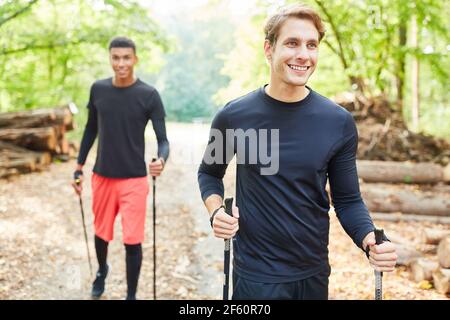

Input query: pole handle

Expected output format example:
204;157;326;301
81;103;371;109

375;228;384;245
224;197;233;217
151;157;157;181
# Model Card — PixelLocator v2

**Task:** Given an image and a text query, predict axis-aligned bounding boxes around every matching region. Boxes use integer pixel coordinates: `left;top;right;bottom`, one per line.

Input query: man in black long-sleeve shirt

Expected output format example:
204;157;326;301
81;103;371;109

72;37;169;300
198;4;397;299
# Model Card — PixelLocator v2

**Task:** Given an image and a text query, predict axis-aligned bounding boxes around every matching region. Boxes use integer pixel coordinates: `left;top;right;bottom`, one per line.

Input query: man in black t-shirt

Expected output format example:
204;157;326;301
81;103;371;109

72;37;169;300
198;4;397;299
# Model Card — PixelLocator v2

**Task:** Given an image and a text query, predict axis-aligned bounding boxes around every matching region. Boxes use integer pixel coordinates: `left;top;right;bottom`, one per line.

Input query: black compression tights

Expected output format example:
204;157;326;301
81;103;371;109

94;235;108;273
94;235;142;299
125;243;142;300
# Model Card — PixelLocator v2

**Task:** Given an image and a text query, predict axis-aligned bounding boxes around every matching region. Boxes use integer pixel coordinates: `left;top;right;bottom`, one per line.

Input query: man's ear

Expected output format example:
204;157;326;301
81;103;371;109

264;40;273;62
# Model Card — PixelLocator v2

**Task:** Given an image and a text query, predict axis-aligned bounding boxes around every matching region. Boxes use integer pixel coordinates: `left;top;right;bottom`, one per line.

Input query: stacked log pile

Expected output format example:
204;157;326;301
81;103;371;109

0;104;78;178
388;229;450;295
354;160;450;296
356;160;450;222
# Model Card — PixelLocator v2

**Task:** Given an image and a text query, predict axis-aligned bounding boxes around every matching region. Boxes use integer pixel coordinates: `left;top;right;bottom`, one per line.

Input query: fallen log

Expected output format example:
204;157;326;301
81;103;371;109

357;160;446;184
371;212;450;224
410;258;439;282
0;157;36;177
0;141;51;178
52;125;71;155
0;105;75;131
437;236;450;268
68;141;79;158
53;106;74;131
432;268;450;294
423;228;450;245
0;109;57;128
59;138;70;155
395;244;423;267
0;141;51;164
0;127;57;151
361;183;450;216
445;164;450;183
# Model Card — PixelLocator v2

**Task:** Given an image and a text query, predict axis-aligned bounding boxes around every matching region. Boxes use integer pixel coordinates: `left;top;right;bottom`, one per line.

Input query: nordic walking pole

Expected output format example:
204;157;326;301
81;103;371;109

151;158;157;300
74;177;93;277
223;197;234;300
374;228;384;300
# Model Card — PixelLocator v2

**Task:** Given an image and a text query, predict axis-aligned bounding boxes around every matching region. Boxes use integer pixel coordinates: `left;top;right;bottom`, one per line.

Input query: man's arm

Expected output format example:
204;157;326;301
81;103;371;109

149;118;169;177
152;118;169;163
72;109;97;194
77;105;98;168
198;107;238;239
72;87;98;194
148;90;169;176
328;112;374;250
328;112;396;271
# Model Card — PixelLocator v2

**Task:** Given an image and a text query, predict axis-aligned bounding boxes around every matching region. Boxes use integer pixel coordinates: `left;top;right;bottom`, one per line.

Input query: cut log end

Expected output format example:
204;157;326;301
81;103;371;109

423;228;450;245
410;259;439;282
432;269;450;295
437;236;450;268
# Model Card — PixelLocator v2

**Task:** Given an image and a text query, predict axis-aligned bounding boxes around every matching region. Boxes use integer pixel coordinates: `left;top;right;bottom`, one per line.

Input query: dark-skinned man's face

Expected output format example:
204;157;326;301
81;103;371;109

109;47;138;80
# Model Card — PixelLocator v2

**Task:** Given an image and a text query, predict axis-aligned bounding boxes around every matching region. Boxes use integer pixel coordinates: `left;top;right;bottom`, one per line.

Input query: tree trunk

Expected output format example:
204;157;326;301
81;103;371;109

0;106;74;130
410;15;420;131
444;164;450;182
437;236;450;268
357;160;444;184
432;269;450;294
0;109;57;128
0;127;57;151
0;158;36;177
0;141;51;178
423;229;450;245
53;106;74;131
395;244;422;267
410;259;439;282
396;20;407;115
361;183;450;216
371;213;450;224
0;105;75;178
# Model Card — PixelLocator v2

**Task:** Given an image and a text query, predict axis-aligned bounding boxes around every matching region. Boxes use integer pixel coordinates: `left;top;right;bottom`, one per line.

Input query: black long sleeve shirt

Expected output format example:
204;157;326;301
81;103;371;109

77;78;169;178
198;85;375;283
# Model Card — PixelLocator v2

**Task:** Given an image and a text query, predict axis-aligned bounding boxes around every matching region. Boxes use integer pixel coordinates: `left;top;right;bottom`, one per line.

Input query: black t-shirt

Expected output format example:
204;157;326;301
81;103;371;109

198;85;375;283
77;78;168;178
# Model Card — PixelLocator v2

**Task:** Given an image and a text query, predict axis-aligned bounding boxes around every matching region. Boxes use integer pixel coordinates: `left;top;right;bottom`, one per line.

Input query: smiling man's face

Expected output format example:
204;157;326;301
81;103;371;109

265;18;319;89
109;47;138;81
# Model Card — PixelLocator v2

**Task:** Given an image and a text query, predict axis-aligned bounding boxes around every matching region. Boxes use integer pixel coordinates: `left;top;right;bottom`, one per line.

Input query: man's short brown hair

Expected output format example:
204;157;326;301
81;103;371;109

264;3;326;46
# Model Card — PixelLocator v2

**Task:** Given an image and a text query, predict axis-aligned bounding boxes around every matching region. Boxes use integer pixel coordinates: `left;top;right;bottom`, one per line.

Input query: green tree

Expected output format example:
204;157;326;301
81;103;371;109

151;3;235;122
216;0;449;138
0;0;169;113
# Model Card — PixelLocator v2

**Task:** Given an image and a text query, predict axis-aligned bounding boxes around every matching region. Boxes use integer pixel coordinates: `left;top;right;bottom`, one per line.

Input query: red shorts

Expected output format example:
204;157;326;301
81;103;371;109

91;173;149;244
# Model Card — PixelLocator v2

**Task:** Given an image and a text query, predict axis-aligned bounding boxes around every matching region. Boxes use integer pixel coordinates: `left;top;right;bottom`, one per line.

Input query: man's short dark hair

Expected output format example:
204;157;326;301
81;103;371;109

109;36;136;53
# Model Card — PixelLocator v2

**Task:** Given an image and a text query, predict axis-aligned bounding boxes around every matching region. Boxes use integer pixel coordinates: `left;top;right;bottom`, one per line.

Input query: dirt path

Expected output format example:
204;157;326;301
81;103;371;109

0;122;213;300
0;122;448;300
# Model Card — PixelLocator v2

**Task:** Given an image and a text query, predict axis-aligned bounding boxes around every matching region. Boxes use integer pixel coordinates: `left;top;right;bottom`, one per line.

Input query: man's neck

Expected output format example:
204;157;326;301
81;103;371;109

265;81;309;103
113;75;137;88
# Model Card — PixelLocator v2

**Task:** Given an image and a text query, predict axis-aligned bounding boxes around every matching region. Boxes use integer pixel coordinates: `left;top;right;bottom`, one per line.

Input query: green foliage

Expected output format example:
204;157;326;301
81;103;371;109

216;0;449;139
0;0;448;140
150;5;235;122
0;0;169;115
214;11;269;105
